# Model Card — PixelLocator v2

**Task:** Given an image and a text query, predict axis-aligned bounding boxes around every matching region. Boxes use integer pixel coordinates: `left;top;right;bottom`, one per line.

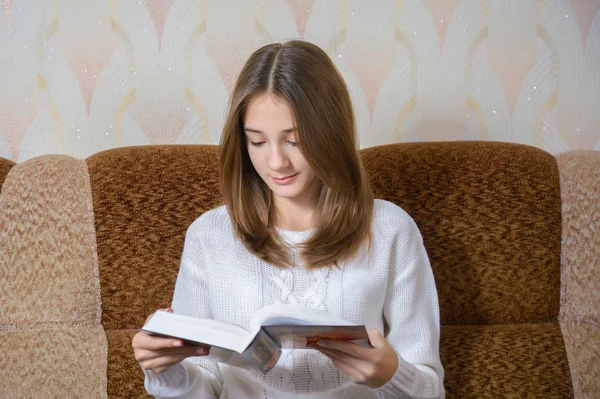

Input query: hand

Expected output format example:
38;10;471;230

307;328;398;388
132;308;209;374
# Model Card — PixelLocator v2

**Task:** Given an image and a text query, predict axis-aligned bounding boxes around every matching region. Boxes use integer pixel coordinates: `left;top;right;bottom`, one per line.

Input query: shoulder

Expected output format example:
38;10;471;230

186;205;232;239
371;199;420;239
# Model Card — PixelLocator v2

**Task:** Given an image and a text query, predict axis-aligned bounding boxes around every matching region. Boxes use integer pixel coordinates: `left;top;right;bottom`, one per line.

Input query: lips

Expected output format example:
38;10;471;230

272;173;299;184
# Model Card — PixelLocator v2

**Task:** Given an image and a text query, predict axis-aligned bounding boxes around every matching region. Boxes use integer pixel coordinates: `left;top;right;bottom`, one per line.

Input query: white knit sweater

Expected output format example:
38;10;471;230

143;199;445;398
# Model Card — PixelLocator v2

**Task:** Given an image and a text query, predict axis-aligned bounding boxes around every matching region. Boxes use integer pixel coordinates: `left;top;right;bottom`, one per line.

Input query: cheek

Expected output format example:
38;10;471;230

247;150;265;174
296;157;314;176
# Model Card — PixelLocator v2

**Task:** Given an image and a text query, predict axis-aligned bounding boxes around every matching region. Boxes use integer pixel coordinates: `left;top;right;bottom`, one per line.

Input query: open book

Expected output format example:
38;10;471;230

142;303;371;374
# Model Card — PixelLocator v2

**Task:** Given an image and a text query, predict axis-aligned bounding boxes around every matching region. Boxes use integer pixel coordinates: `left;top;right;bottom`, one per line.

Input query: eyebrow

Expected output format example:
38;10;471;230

243;127;297;134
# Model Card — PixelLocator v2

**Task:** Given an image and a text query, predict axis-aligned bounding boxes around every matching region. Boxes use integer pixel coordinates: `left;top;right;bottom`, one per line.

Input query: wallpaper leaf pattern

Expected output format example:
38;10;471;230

0;0;598;162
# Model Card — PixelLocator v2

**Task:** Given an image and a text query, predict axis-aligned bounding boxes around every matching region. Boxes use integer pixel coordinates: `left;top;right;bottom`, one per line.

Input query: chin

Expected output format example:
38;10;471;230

272;190;301;199
270;186;304;199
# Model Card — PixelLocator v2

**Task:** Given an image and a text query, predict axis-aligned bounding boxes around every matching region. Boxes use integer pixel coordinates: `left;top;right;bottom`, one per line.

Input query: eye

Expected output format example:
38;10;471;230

287;141;297;147
249;141;265;147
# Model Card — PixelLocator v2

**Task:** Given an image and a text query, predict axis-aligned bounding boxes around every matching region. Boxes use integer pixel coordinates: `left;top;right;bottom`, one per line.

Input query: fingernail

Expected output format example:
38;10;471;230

172;340;183;347
197;347;208;355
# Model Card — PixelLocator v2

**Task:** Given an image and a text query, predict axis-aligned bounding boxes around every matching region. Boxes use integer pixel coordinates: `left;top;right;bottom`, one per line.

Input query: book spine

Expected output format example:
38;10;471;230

241;328;281;374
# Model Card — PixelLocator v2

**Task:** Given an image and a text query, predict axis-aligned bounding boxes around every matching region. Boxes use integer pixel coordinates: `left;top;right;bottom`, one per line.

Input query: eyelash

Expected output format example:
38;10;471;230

250;141;297;147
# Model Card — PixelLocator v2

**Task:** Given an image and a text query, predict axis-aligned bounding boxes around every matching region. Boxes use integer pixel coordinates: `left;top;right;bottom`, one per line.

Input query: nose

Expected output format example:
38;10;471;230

267;145;290;171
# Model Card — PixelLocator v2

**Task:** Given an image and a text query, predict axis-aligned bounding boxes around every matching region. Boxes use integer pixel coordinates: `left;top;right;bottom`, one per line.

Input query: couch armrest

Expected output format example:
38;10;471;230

556;150;600;398
0;155;107;398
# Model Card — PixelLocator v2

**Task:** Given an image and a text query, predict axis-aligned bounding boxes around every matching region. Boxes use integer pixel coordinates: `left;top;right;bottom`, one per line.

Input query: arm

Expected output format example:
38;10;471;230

375;216;445;399
309;215;445;398
142;222;224;399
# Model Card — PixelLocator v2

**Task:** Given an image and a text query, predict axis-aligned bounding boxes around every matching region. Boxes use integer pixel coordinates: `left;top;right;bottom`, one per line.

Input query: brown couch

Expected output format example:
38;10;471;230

0;142;598;398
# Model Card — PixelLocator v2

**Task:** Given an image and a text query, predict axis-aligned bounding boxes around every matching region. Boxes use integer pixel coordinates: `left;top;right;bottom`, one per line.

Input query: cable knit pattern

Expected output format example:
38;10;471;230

143;199;444;398
264;240;337;395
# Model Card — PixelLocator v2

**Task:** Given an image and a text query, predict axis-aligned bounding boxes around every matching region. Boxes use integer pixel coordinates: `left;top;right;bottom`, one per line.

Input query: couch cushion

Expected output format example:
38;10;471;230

109;325;574;399
0;326;108;398
105;329;149;398
441;323;572;398
86;145;222;331
362;142;562;325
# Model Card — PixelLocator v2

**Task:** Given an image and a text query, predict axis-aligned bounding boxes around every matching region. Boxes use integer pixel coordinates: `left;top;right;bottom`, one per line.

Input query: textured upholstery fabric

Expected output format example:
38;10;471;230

0;156;102;327
106;329;147;398
2;143;593;398
0;156;15;192
87;145;221;398
0;326;108;398
362;141;562;325
440;324;572;398
87;145;222;330
0;156;107;397
557;151;600;399
361;142;571;398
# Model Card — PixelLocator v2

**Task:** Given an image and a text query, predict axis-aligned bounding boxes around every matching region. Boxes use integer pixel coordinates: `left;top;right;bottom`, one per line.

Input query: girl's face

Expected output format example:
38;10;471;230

243;93;319;208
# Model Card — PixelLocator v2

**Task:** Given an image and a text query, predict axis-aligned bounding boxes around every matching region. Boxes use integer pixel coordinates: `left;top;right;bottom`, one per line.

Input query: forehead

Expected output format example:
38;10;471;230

244;93;296;128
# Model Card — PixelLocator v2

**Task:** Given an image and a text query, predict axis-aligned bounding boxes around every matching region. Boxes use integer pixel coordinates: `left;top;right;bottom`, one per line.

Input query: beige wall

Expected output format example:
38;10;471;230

0;0;598;162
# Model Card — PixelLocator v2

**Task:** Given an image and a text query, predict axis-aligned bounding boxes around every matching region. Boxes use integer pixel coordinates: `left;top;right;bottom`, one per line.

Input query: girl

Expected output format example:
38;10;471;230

133;40;445;399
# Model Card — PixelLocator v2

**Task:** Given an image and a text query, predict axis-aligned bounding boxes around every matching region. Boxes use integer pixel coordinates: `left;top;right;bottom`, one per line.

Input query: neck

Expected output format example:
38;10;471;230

273;197;318;232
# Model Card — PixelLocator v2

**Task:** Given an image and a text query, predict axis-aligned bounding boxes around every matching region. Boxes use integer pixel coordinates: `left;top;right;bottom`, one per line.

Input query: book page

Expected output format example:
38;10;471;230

263;325;371;349
142;311;254;353
250;303;354;331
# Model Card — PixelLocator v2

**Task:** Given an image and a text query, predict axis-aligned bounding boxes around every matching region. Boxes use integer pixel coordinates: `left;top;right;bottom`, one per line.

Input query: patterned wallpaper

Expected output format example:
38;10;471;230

0;0;598;162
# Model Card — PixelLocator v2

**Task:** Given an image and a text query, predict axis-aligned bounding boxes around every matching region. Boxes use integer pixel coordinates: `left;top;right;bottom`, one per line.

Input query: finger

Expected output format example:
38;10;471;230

140;352;190;373
329;355;358;376
331;357;374;386
157;345;208;357
366;328;387;349
316;339;372;359
310;344;358;367
310;344;345;360
136;345;207;362
132;331;185;351
314;345;372;369
312;346;371;384
138;344;211;371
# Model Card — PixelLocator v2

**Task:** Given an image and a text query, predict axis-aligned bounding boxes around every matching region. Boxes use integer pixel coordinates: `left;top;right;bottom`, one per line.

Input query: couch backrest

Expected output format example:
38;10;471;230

86;141;562;329
0;157;14;191
86;145;222;331
362;142;562;325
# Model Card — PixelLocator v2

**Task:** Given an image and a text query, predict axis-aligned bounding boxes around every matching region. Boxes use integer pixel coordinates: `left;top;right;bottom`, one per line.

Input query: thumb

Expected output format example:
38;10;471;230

366;328;387;348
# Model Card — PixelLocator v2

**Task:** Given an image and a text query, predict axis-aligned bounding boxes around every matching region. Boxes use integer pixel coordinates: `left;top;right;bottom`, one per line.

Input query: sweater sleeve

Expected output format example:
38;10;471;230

374;215;445;399
143;221;224;398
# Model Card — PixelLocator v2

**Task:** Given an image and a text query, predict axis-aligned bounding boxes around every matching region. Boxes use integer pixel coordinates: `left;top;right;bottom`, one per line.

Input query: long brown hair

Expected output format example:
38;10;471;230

220;40;373;269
